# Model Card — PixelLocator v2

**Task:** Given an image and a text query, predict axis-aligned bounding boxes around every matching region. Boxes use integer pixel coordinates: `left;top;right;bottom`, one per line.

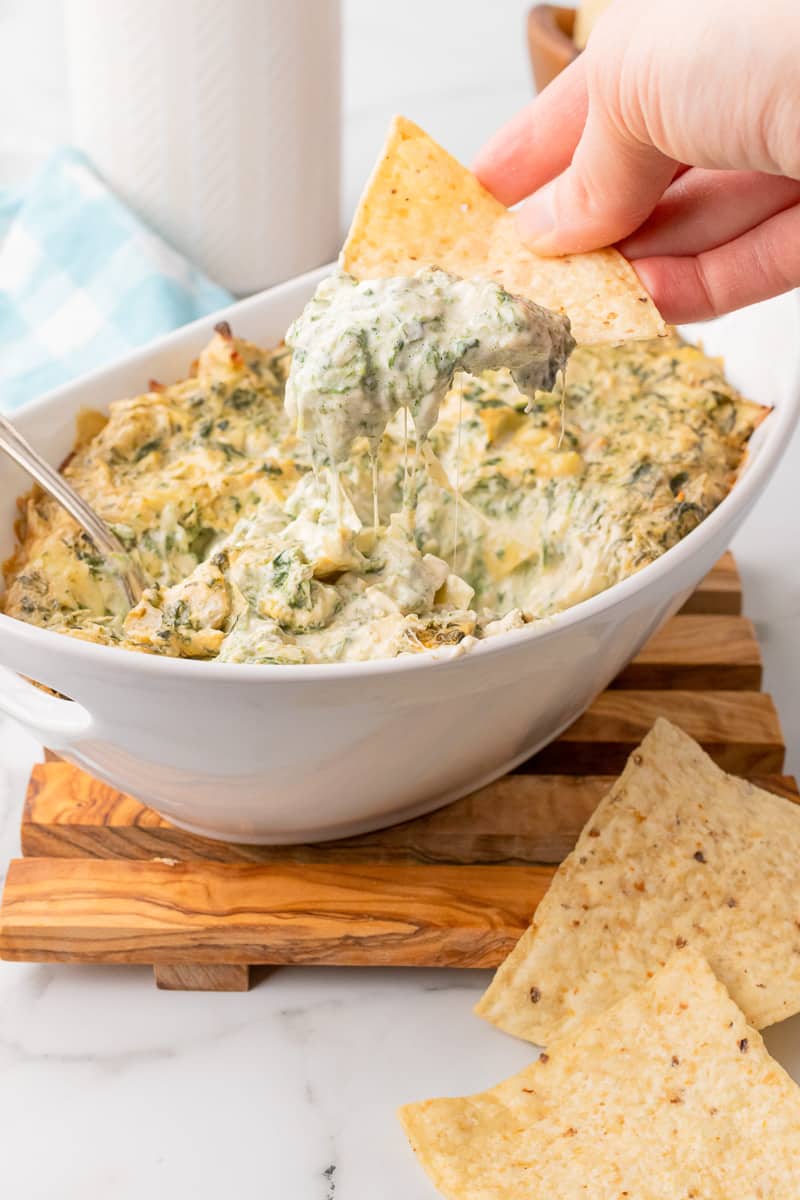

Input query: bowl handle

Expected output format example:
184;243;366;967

0;666;93;748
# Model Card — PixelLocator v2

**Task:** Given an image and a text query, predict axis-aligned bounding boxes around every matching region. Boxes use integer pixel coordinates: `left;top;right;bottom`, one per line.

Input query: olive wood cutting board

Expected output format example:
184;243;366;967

0;553;790;991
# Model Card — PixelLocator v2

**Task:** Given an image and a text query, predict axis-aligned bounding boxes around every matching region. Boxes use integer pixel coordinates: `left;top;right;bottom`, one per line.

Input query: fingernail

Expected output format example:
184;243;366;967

517;180;557;247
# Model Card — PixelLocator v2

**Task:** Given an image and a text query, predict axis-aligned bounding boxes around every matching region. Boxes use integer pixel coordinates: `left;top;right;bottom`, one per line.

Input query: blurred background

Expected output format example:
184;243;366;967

0;0;536;232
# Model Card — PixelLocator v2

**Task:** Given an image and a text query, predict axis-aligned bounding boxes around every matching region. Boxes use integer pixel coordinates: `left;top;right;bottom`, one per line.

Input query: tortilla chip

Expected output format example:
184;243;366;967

476;718;800;1044
401;951;800;1199
342;116;665;346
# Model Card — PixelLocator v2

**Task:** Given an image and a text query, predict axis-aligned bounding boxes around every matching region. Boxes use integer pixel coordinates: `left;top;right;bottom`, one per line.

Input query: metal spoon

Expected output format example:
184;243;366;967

0;412;146;606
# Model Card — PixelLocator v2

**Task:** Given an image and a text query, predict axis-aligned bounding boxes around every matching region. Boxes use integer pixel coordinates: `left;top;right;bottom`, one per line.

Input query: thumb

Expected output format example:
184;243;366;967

517;106;676;255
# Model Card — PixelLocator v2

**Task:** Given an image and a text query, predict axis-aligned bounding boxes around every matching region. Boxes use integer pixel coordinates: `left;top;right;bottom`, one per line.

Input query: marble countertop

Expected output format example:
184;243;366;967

2;3;800;1196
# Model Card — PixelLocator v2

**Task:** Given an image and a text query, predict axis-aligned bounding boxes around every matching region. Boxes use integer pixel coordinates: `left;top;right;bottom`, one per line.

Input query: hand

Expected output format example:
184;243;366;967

474;0;800;322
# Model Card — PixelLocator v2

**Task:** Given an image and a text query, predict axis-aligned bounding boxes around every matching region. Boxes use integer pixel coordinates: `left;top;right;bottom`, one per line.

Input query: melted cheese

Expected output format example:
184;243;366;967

3;328;764;664
284;268;573;468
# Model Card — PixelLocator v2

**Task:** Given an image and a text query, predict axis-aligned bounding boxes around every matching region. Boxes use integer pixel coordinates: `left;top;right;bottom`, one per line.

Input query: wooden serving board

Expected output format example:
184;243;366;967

0;553;790;992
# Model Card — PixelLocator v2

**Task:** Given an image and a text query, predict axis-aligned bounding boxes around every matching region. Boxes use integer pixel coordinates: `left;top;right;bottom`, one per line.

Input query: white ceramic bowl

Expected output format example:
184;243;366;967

0;268;797;843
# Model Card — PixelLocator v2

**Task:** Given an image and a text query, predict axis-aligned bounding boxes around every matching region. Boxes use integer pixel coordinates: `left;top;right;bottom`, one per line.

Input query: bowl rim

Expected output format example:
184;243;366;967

2;277;798;685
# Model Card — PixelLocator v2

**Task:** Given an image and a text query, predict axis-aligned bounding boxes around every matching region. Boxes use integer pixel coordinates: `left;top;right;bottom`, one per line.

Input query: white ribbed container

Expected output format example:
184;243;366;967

64;0;341;294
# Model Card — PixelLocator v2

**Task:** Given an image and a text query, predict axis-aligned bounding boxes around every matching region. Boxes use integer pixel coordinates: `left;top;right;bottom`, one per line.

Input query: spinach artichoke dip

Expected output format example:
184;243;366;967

3;269;763;666
285;269;573;468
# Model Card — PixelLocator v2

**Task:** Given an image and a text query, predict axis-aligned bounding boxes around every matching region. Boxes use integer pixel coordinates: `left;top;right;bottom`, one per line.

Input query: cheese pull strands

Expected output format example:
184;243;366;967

370;451;380;532
284;267;574;472
420;444;539;581
398;404;423;524
332;463;342;531
402;406;411;512
451;388;463;575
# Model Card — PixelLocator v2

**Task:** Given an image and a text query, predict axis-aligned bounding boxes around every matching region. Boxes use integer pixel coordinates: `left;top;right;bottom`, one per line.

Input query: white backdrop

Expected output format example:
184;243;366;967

0;0;535;227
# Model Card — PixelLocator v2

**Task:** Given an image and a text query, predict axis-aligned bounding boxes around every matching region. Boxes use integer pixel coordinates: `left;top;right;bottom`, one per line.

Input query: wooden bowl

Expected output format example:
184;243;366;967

527;5;580;92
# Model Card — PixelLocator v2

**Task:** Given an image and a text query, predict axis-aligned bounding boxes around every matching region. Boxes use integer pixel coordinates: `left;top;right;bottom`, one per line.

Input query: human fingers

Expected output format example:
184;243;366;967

473;57;588;207
516;104;677;254
620;170;800;258
632;200;800;323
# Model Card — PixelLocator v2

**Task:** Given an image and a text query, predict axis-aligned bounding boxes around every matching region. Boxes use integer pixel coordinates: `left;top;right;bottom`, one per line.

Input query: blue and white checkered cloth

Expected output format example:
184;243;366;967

0;148;232;411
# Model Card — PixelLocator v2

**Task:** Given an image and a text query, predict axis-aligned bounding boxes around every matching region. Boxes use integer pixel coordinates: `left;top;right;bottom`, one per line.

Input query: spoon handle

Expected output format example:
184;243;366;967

0;413;145;606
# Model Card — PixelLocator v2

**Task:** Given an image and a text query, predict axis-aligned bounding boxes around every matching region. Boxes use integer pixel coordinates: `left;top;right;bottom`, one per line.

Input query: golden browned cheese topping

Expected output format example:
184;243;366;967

3;328;763;664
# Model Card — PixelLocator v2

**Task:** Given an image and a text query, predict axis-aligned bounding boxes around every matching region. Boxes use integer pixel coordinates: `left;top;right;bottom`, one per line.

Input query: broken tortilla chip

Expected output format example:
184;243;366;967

476;718;800;1044
401;951;800;1199
342;116;665;346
